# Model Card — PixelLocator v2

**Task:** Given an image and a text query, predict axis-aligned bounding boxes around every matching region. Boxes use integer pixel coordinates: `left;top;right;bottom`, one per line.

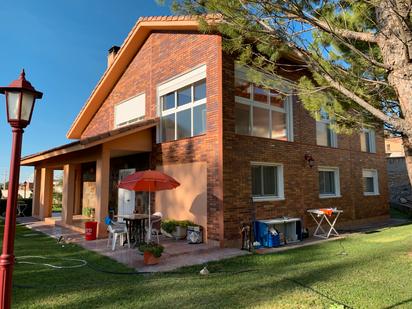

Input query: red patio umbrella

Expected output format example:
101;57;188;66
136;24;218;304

117;170;180;243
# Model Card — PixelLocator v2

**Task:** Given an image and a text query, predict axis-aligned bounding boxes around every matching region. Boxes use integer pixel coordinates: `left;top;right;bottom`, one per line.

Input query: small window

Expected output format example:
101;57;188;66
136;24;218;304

360;129;376;153
162;92;175;111
318;167;340;198
316;112;337;148
363;169;379;195
194;80;206;101
251;163;284;201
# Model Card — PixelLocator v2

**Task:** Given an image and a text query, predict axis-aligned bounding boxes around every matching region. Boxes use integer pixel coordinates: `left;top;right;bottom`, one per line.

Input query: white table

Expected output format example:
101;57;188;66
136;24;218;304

307;208;343;239
258;217;301;244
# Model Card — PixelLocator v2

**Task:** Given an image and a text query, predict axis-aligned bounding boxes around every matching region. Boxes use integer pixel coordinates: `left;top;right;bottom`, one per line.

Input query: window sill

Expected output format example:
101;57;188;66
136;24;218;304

316;144;338;149
319;195;342;199
363;192;380;196
157;133;206;144
252;196;285;202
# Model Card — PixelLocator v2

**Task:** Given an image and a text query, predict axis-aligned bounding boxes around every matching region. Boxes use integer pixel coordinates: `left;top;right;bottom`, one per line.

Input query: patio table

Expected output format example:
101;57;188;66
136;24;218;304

117;214;156;246
307;208;343;239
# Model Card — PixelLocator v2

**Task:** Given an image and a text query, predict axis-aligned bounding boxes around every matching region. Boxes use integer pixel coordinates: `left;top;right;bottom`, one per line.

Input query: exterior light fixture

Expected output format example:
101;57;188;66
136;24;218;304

0;70;42;309
304;153;315;168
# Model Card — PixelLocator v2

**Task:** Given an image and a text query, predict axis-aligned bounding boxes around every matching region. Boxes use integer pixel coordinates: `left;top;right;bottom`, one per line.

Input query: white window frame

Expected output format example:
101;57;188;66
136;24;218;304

114;92;145;128
318;166;341;198
360;128;376;153
251;162;285;202
316;114;338;148
234;67;294;142
362;169;379;196
156;65;207;143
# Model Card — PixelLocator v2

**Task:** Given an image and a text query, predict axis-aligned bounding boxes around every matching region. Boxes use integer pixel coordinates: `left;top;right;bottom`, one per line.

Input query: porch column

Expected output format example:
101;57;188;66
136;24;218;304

74;165;82;215
31;167;42;218
39;168;53;219
61;164;76;225
95;147;110;238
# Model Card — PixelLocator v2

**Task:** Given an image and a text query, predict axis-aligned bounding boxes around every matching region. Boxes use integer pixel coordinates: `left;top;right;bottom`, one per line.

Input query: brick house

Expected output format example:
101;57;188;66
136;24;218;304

21;15;389;247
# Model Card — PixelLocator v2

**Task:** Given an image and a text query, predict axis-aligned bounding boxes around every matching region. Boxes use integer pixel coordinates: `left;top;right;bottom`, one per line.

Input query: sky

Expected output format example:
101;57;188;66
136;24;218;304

0;0;171;184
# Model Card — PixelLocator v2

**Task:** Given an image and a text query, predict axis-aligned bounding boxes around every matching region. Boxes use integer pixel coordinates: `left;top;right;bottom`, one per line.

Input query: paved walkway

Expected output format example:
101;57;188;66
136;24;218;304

16;217;250;272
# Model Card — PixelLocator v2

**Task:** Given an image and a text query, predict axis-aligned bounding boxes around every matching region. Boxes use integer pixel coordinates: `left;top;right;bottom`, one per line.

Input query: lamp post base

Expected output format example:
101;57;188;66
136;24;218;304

0;254;14;309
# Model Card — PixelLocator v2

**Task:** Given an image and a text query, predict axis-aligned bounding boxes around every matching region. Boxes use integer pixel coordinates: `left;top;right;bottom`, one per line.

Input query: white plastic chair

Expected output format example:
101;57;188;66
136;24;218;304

106;219;130;251
146;212;163;244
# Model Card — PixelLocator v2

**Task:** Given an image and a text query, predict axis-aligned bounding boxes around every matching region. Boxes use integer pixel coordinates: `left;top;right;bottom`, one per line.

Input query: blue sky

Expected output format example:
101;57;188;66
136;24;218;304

0;0;171;183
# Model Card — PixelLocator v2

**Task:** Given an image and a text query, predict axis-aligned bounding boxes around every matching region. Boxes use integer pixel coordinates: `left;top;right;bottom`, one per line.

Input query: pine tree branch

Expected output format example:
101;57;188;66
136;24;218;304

245;4;391;70
321;73;407;133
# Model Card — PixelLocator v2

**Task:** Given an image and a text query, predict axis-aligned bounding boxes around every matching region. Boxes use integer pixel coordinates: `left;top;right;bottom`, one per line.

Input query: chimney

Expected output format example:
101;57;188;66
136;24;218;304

107;45;120;67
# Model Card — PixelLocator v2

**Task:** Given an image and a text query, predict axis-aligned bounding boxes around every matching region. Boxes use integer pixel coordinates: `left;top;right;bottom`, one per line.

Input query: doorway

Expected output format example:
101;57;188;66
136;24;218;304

117;168;136;221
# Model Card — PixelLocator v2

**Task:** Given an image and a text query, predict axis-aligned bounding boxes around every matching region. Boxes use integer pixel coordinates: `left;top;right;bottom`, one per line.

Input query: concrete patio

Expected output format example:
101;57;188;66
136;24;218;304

16;216;250;272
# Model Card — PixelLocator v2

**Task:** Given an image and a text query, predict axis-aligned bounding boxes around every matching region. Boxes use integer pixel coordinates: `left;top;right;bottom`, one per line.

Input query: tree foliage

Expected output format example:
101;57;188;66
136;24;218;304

171;0;411;136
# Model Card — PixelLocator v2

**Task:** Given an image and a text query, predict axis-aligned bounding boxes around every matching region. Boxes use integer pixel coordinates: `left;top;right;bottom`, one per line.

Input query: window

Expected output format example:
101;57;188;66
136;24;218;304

360;129;376;153
114;93;145;127
234;69;293;141
316;111;337;147
158;65;207;142
363;169;379;195
318;167;340;198
251;163;284;201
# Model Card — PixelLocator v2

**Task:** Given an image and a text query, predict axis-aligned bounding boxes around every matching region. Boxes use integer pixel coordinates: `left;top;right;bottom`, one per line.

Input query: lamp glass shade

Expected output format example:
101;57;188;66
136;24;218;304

21;91;35;121
6;91;20;120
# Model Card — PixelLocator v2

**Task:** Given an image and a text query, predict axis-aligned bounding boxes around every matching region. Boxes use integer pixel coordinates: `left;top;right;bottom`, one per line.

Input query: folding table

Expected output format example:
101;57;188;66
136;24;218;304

307;208;343;239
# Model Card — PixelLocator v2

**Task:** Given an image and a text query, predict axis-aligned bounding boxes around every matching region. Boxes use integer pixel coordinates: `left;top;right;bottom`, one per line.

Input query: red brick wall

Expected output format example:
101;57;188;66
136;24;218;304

80;31;388;246
222;58;389;244
81;31;224;244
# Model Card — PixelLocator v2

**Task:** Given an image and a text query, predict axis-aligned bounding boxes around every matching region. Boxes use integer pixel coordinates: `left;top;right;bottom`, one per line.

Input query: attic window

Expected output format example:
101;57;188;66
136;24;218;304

114;93;145;128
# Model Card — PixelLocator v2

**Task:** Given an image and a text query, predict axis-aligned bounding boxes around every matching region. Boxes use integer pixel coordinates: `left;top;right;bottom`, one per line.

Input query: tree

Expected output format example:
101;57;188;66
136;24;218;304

172;0;412;185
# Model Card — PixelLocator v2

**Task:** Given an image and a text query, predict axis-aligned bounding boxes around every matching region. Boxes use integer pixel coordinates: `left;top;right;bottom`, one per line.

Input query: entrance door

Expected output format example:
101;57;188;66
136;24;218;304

118;168;136;221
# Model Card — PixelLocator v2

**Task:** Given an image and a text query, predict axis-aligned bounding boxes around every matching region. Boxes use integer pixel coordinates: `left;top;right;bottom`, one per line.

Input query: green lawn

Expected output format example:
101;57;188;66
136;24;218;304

6;221;412;309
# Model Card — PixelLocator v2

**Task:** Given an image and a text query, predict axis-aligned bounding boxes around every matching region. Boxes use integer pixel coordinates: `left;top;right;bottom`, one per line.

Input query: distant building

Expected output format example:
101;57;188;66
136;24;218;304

385;137;405;158
385;137;410;202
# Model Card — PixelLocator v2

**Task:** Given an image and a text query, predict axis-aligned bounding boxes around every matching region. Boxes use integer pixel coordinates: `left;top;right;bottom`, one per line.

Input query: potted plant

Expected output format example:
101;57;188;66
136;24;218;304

161;220;194;240
82;207;95;219
139;242;164;265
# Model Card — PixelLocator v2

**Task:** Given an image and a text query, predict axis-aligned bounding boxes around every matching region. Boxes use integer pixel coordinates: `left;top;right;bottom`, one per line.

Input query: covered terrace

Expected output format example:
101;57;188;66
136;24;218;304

21;119;157;237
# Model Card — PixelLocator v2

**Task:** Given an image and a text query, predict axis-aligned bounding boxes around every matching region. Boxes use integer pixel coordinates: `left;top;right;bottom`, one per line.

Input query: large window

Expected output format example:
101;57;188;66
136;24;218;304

363;169;379;195
158;66;207;142
360;129;376;153
316;111;337;147
251;163;284;201
318;167;340;198
234;71;293;141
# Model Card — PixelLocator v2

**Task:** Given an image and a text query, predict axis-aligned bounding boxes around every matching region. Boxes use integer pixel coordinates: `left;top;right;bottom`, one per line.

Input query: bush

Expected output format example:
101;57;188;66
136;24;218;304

82;207;95;218
138;242;164;257
161;219;195;234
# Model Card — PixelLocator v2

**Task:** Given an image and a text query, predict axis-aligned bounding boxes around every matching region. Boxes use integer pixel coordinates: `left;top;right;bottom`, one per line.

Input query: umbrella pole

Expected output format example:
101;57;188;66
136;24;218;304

147;191;151;243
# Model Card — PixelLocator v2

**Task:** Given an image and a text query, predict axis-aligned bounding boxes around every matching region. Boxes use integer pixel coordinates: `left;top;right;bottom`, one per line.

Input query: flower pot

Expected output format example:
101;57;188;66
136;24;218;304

172;226;187;240
143;251;160;265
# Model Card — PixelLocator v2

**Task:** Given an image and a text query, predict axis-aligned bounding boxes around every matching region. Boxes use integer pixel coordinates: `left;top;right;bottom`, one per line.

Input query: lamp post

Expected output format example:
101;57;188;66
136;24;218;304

0;70;42;309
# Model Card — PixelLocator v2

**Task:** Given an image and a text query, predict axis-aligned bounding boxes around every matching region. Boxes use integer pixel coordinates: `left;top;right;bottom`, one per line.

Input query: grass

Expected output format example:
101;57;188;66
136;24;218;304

6;222;412;308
